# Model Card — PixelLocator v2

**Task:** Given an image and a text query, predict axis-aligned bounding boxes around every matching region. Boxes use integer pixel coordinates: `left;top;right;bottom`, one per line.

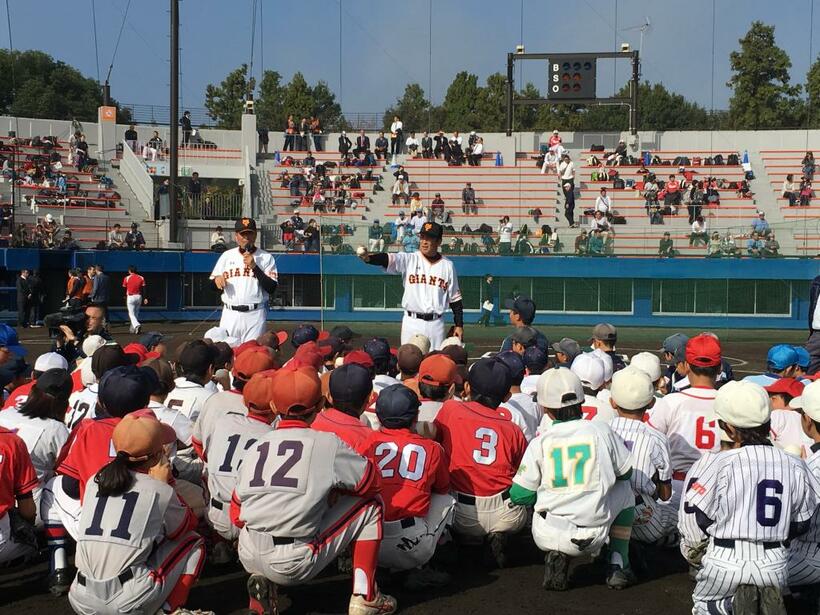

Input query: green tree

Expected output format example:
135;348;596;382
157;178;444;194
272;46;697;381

204;64;254;129
310;80;345;129
475;72;507;132
255;70;285;130
0;49;129;122
281;72;315;125
441;72;481;131
727;21;801;129
383;83;437;132
806;55;820;127
514;82;541;131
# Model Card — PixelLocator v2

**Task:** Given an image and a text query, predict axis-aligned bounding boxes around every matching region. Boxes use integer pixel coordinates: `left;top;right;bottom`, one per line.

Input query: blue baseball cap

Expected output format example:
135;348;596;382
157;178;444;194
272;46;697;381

496;351;525;381
767;344;799;371
468;357;513;400
329;364;372;406
291;324;320;348
363;338;391;363
98;365;158;417
0;324;27;357
375;383;421;428
793;346;810;369
523;345;548;372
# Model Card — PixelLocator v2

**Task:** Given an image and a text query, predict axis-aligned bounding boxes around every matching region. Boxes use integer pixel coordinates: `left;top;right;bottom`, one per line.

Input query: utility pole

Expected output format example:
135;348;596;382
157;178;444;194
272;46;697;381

169;0;179;244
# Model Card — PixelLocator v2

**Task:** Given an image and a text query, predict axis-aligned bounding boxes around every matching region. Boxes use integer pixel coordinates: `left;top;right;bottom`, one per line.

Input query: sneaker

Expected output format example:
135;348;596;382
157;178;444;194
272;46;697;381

209;541;235;565
542;550;570;591
484;531;508;569
605;564;637;590
403;566;451;591
348;591;397;615
48;567;74;596
247;574;278;615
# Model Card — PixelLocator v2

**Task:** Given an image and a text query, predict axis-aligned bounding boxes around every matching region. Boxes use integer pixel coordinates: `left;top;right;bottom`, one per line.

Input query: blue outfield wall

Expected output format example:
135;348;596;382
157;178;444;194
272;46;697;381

4;249;819;329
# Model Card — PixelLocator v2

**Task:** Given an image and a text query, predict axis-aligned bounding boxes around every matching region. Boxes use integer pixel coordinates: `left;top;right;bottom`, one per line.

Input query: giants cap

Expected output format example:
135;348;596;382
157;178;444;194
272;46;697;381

495;351;525;381
363;338;391;363
536;367;584;409
291;324;320;348
418;221;443;241
33;368;73;400
685;334;722;367
270;365;322;415
98;365;158;415
376;384;421;428
523;346;548;372
714;381;770;428
234;217;257;232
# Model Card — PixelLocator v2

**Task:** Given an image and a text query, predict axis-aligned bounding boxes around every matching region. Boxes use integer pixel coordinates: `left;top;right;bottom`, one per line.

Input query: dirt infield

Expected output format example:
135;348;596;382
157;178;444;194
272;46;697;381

3;321;810;614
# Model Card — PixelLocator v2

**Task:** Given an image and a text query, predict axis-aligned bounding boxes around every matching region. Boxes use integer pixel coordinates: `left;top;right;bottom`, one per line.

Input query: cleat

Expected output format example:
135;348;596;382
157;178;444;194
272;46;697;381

542;550;570;591
247;574;279;615
606;564;637;590
48;567;74;596
484;531;508;569
348;591;397;615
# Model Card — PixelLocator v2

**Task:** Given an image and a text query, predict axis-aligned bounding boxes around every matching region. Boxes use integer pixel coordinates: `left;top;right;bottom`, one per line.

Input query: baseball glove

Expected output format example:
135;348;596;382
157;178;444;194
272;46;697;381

8;509;38;552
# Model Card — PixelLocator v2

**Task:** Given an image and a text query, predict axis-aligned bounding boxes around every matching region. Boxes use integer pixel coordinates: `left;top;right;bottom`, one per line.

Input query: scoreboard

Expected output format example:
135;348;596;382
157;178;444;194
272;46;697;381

548;56;597;100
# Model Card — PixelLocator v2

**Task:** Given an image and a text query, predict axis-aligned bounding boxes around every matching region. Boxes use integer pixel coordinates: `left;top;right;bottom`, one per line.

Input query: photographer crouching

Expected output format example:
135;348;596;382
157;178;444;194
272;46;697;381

44;299;111;365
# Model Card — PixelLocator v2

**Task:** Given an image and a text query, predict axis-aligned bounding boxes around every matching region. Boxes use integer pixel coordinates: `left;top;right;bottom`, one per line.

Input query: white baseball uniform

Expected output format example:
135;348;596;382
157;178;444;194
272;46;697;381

210;246;278;344
501;392;541;442
683;446;817;615
122;272;145;333
191;389;247;457
535;393;616;437
678;451;721;567
164;379;213;484
770;410;814;458
610;416;675;544
788;444;820;587
384;251;461;350
65;384;100;430
513;417;634;557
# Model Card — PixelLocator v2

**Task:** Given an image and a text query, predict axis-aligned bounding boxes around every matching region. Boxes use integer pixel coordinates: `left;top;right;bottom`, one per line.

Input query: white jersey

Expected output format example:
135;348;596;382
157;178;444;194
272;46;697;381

770;409;814;458
683;446;817;542
210;246;278;306
514;418;633;527
418;399;444;423
502;392;541;442
147;399;193;447
386;251;461;315
372;374;400;394
164;378;215;423
610;417;672;498
0;408;69;484
192;389;247;453
536;394;616;437
648;387;719;472
66;384;100;430
520;374;540;396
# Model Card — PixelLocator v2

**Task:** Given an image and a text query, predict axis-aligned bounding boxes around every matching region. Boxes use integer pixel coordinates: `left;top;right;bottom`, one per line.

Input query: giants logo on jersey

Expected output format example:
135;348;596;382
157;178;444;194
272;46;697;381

223;266;253;280
406;273;450;291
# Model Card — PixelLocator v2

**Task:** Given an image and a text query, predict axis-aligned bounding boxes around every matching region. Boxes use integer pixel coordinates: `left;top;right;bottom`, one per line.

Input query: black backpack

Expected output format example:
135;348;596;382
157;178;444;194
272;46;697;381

713;154;724;165
590;144;605;152
727;154;739;165
613;178;625;189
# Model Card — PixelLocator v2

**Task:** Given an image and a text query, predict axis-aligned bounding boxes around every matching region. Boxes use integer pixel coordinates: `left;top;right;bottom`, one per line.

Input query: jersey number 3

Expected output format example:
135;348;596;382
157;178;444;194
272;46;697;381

472;428;498;465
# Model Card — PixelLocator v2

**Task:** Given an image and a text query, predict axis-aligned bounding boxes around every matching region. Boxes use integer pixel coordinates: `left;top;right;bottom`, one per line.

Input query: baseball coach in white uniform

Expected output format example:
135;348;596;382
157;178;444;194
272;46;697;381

210;217;278;344
358;220;463;350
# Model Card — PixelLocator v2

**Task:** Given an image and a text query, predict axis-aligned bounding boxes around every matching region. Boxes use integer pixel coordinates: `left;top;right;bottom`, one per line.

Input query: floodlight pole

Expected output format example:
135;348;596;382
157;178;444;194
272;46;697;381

630;50;640;136
506;53;514;137
169;0;179;244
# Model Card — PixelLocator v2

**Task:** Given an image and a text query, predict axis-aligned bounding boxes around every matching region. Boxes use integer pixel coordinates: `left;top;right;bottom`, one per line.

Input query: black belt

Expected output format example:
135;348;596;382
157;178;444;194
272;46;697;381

225;303;261;312
713;538;784;550
406;311;441;321
77;569;133;587
400;517;416;529
272;537;295;546
211;498;224;511
457;491;510;506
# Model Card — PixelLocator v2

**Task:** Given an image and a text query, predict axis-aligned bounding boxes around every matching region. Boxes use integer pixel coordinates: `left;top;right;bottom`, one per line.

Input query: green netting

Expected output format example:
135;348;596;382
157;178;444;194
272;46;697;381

532;278;565;312
353;276;385;308
599;279;633;313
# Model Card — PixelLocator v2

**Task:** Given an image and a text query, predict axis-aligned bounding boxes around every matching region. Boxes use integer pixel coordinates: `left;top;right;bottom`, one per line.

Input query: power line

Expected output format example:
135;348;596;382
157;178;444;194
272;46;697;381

105;0;133;84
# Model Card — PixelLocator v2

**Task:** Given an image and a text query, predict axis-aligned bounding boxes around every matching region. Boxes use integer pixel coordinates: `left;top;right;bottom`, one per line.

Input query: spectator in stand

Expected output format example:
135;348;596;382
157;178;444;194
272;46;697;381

108;223;126;249
433;130;446;159
782;173;797;206
449;137;465;166
588;229;604;255
468;137;484;166
393;165;409;183
763;232;780;257
802;151;815;181
562;181;576;228
56;229;77;250
409;192;423;216
353;130;370;157
390;115;403;157
746;231;764;257
310;116;323;151
188;172;202;212
126;223;146;250
394;211;407;242
210;226;227;252
304;219;320;252
686;180;704;224
589;210;610;232
707;232;722;257
0;203;13;236
574;230;588;255
338;131;352;159
298;117;310;151
689;216;708;246
720;232;741;257
16;269;31;327
462;182;477;215
283;115;296;151
374;131;388;160
421;131;433;158
142;131;163;161
548;129;562;152
658;232;677;257
751;211;770;237
410;210;427;236
368;220;385;253
541;149;559;175
606;140;627;165
664;174;682;212
405;132;420;158
594;187;611;217
402;227;419;252
392;177;409;205
558;153;575;192
303;151;316;169
41;214;58;248
498;216;513;255
603;229;615;255
180;110;192;147
431;193;445;221
124;125;138;152
11;223;28;248
705;177;721;205
800;177;813;206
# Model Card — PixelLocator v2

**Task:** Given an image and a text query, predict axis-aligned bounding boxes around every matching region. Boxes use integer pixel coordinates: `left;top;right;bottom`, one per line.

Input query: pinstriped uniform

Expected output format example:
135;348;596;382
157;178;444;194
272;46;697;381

677;451;721;566
788;445;820;587
610;417;675;544
683;445;817;615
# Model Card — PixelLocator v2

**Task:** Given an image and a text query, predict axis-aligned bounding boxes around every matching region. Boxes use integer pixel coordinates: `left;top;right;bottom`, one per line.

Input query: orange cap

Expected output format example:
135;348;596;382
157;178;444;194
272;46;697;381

271;364;322;415
418;354;460;387
113;411;176;462
233;347;277;381
242;369;279;414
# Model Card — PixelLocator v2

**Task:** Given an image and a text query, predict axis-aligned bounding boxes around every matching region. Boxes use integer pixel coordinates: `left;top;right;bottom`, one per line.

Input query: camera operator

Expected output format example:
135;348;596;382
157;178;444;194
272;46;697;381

49;303;111;365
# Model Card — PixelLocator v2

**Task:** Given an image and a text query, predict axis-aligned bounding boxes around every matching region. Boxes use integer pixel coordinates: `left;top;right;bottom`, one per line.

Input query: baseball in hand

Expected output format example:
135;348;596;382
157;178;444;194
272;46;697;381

356;246;367;257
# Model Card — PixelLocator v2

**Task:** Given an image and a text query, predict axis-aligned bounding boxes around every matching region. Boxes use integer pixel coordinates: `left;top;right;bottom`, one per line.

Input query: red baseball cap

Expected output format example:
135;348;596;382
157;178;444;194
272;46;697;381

242;369;279;414
765;377;804;398
235;340;262;356
293;341;332;371
418;354;461;387
271;364;323;415
123;342;149;364
343;350;375;369
685;334;722;367
233;347;277;381
257;330;289;350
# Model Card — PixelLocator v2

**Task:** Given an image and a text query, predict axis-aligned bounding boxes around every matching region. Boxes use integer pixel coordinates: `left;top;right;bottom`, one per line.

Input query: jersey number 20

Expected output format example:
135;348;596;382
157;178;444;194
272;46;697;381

374;442;427;481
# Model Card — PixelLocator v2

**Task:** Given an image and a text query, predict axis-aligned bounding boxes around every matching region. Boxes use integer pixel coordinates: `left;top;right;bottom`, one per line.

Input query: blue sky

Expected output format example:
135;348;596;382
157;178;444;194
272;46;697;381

3;0;820;118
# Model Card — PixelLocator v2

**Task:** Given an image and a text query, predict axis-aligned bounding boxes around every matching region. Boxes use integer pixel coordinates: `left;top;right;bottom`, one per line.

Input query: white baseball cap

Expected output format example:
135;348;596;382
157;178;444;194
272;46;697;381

407;333;431;355
34;352;69;373
571;353;605;390
536;367;584;409
630;352;662;382
440;336;464;349
714;381;771;428
610;366;655;411
591;348;614;381
792;380;820;421
80;358;96;386
82;334;107;358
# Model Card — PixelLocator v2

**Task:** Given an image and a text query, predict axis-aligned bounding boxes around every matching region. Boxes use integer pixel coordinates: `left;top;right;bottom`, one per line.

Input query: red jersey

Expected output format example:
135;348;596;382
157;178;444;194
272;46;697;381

71;369;84;393
56;417;120;500
311;408;373;450
434;400;527;497
0;428;38;517
122;273;146;295
3;380;34;411
359;427;449;521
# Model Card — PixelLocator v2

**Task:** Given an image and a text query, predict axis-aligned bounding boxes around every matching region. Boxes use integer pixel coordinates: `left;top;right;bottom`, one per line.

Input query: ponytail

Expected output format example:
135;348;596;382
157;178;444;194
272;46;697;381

95;452;136;496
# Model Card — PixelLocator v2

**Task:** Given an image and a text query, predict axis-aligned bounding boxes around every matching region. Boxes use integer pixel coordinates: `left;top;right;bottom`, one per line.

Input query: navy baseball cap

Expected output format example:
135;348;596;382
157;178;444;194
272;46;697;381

330;325;361;343
318;336;345;357
0;324;26;357
329;364;373;406
0;355;31;387
661;333;689;361
504;296;536;325
98;365;158;416
496;351;525;381
34;368;73;399
363;338;391;363
139;331;168;350
523;345;548;372
468;357;513;400
376;384;421;428
768;344;799;371
291;324;320;348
